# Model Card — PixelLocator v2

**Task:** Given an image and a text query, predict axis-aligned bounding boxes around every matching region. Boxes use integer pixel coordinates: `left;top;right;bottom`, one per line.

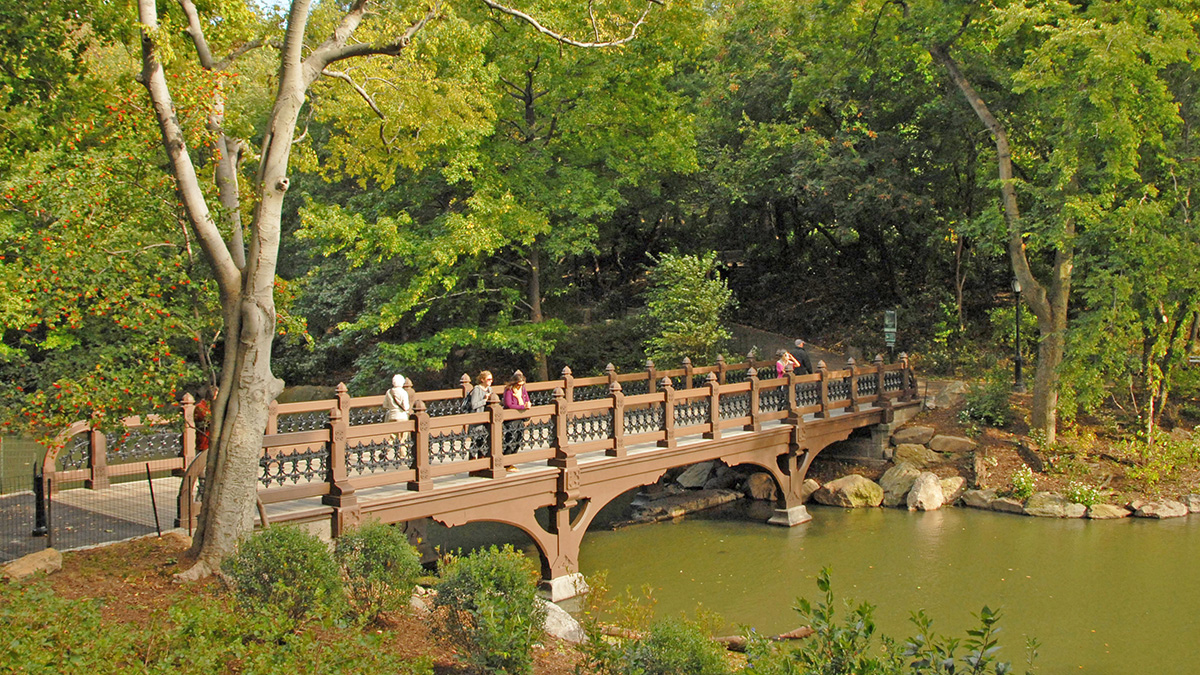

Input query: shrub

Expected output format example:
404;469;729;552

1009;465;1036;500
221;525;344;626
335;521;424;623
623;618;733;675
434;544;546;674
958;368;1013;428
1065;481;1101;507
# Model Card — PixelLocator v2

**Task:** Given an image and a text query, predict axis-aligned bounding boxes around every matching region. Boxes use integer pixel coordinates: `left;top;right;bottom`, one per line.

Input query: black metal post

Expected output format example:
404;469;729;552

1014;278;1027;393
145;463;162;536
31;464;48;537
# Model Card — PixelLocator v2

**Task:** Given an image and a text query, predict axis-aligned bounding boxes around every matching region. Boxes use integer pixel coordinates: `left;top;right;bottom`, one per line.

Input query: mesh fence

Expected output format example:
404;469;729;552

1;439;173;563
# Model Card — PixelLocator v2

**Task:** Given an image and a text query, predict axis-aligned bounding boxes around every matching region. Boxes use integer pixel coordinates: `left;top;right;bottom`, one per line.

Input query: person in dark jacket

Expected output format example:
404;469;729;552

790;339;814;375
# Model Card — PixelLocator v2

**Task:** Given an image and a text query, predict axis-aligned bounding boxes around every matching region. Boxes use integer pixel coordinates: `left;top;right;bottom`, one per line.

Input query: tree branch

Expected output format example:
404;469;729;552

478;0;660;48
322;69;385;118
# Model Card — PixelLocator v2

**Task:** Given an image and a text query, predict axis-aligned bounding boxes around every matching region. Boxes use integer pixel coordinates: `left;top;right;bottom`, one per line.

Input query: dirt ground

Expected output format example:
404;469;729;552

39;534;582;675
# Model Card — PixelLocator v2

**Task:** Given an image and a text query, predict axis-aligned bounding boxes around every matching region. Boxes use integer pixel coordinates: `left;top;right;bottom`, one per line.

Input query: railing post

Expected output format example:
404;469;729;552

486;394;506;476
744;367;761;432
267;399;279;435
180;393;196;473
86;412;109;490
561;366;575;402
716;354;727;385
846;357;859;413
408;400;432;491
658;377;676;448
785;362;797;410
646;359;658;394
608;382;626;458
875;354;887;405
899;352;915;401
746;349;757;372
817;360;830;418
605;363;618;391
404;377;419;409
704;373;721;440
682;357;694;390
323;396;359;537
550;387;579;503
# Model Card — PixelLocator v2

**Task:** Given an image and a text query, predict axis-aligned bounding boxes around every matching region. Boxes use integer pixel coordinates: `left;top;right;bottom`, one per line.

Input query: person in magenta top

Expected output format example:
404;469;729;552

502;372;531;410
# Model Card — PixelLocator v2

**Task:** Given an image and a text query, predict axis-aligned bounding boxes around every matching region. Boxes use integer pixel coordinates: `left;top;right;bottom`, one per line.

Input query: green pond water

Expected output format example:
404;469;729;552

433;497;1200;674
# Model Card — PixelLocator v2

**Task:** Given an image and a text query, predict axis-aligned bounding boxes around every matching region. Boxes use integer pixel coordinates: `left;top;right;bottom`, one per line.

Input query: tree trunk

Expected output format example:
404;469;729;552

930;43;1071;444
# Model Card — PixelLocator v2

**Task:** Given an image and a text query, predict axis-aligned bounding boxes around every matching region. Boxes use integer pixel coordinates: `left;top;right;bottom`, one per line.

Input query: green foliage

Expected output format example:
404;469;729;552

622;618;733;675
434;544;546;674
1009;466;1036;501
0;577;433;675
958;370;1014;429
221;525;345;627
335;521;424;624
1064;481;1101;507
1124;429;1200;491
643;252;735;366
742;569;1032;675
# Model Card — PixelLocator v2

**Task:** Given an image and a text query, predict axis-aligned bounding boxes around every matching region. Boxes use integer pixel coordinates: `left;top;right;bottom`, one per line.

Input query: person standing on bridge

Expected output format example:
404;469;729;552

790;339;814;375
384;374;412;421
467;371;493;458
775;349;801;378
501;371;531;467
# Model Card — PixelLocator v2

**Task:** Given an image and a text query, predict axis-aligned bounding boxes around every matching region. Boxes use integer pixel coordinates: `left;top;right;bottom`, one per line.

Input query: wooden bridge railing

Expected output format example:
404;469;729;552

175;354;917;531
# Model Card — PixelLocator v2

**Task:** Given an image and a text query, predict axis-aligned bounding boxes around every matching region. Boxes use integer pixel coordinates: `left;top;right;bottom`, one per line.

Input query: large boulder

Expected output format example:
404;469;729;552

907;472;945;511
2;548;62;582
676;461;716;489
703;465;742;491
1182;494;1200;513
1134;500;1189;519
991;496;1027;514
542;599;587;643
928;435;977;454
962;489;997;509
880;465;921;507
939;477;967;504
1023;492;1086;518
812;474;884;508
892;425;936;446
931;381;968;409
745;473;779;501
798;478;821;504
893;443;941;468
1086;504;1131;520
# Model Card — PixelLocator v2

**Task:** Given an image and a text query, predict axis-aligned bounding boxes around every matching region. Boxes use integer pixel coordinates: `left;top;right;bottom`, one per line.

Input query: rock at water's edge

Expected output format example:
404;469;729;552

1086;503;1131;519
991;497;1027;514
1023;492;1086;518
907;472;945;511
812;474;884;508
962;489;997;509
880;465;921;507
1134;500;1188;519
940;476;967;504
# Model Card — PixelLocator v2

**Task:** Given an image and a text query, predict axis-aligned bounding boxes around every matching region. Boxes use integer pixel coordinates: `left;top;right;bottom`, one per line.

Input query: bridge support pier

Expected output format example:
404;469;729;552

541;572;589;602
768;505;812;526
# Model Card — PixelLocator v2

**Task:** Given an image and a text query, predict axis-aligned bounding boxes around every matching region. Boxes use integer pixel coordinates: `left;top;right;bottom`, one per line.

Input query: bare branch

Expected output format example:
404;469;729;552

310;2;440;71
323;68;385;118
478;0;659;48
588;0;599;42
215;38;269;70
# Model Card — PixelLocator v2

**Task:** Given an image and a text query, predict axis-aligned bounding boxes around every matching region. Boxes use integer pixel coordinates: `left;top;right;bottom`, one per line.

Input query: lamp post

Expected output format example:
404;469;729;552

1012;277;1026;393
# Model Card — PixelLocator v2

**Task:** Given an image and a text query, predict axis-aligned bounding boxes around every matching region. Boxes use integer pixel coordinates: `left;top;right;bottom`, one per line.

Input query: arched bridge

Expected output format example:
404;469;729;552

47;354;920;600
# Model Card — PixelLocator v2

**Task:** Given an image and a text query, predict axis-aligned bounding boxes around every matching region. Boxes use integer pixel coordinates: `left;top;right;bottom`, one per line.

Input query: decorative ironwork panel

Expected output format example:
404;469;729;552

107;428;182;463
719;392;750;420
568;410;613;444
884;371;903;392
675;398;710;427
260;445;329;487
857;374;879;397
430;428;472;464
624;404;664;435
829;377;851;402
59;433;90;471
529;390;556;407
277;410;328;433
622;380;649;396
760;386;788;413
670;375;690;391
523;418;554;451
350;406;388;426
573;384;609;402
346;436;414;474
725;369;750;384
426;397;469;418
796;381;821;406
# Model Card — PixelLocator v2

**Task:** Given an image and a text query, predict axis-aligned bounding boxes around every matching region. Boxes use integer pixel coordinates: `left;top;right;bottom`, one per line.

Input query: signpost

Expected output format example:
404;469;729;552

884;309;897;357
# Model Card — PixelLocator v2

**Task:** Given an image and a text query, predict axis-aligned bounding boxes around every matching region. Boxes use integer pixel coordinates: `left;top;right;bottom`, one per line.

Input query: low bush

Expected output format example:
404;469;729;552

221;525;344;626
336;521;424;623
622;618;733;675
1009;465;1036;500
958;368;1014;428
434;544;546;674
1065;480;1102;507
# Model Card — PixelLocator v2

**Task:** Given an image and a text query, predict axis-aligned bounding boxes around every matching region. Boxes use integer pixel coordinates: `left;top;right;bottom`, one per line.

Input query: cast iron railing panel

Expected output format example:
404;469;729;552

347;437;413;474
568;410;613;444
624;404;664;436
725;369;750;384
622;380;649;396
431;428;472;464
675;398;709;427
760;387;788;413
350;406;388;426
107;428;182;464
260;445;329;487
59;434;91;471
573;384;609;401
277;410;327;433
427;398;469;418
530;390;556;407
829;377;851;402
796;381;820;406
857;374;878;397
719;392;750;420
884;371;903;392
